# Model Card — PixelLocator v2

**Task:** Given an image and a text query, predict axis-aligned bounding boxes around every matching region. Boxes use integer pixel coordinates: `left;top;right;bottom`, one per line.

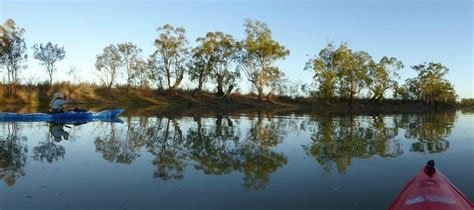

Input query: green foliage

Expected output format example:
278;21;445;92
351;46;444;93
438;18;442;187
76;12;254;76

117;42;142;87
0;19;28;98
369;56;403;101
189;45;211;91
304;43;338;101
152;24;189;90
402;62;457;106
95;44;122;89
306;42;374;104
334;45;372;103
459;98;474;107
238;20;290;100
192;32;240;94
306;42;458;106
130;57;154;89
32;42;66;86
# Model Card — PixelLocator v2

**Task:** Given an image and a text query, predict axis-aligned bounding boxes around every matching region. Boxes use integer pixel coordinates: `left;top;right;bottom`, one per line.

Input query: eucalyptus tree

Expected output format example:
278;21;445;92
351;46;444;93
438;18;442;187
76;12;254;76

333;43;371;104
32;42;66;86
117;42;142;87
237;20;290;100
304;43;338;101
189;44;211;92
146;56;164;90
368;56;404;101
0;19;27;97
407;62;456;105
153;24;189;91
95;44;122;89
130;57;153;89
193;32;240;95
266;67;284;100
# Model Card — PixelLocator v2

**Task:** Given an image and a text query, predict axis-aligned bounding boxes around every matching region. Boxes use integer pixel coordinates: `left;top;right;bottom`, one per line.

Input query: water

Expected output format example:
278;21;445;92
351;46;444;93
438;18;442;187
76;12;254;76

0;108;473;210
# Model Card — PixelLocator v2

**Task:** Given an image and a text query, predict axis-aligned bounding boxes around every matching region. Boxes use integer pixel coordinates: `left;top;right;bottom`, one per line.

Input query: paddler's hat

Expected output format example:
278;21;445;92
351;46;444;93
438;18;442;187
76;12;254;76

53;92;65;99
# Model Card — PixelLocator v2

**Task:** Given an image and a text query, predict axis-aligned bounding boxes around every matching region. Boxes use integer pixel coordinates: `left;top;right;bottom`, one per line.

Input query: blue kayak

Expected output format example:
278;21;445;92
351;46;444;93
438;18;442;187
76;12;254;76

0;109;124;123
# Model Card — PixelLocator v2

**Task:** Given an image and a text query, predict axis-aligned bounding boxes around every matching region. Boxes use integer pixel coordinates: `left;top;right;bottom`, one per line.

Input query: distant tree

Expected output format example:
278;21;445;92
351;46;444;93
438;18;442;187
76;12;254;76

32;42;66;86
406;62;457;106
117;42;142;87
267;68;285;100
237;20;289;100
459;98;474;107
368;56;404;101
146;55;164;90
95;45;122;89
130;57;153;89
0;19;27;98
333;44;372;104
189;44;211;92
152;24;189;91
193;32;240;95
305;43;338;101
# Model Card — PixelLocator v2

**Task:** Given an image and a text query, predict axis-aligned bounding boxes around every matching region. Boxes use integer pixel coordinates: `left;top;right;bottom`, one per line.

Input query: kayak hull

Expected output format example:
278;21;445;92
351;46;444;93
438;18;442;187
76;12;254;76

0;109;124;123
389;164;473;210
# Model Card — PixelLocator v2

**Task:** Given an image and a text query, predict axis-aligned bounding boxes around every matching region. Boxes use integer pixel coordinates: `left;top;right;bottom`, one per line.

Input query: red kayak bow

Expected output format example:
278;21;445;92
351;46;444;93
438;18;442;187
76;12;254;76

389;160;473;210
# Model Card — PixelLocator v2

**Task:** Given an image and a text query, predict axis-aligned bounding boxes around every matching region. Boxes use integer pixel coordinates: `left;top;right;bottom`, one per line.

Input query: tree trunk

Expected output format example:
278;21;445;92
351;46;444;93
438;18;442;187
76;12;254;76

126;61;131;87
49;74;53;87
216;76;224;96
223;85;234;101
166;68;172;90
266;91;273;101
170;73;184;91
217;85;224;96
197;74;204;91
48;64;54;86
257;86;264;101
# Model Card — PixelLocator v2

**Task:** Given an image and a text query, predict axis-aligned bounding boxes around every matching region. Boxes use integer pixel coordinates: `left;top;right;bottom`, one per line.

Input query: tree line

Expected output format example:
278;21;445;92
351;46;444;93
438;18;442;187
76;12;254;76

305;42;457;106
0;18;459;105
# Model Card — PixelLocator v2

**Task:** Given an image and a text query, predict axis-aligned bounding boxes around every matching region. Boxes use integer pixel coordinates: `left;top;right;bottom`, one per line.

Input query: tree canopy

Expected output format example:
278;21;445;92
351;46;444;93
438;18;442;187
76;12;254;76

237;20;290;100
32;42;66;86
0;19;27;97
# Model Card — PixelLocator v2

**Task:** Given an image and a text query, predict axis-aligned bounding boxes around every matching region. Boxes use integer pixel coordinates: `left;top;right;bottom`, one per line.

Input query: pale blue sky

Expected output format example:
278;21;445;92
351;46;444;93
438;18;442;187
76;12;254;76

1;0;472;98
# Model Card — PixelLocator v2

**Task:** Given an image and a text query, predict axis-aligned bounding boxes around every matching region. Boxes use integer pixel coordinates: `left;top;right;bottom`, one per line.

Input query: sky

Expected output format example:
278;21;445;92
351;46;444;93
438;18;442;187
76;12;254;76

0;0;473;98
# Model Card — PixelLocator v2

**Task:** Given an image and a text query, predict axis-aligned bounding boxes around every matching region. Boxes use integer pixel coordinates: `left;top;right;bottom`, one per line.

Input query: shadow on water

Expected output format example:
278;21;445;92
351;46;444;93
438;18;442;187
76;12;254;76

0;106;458;190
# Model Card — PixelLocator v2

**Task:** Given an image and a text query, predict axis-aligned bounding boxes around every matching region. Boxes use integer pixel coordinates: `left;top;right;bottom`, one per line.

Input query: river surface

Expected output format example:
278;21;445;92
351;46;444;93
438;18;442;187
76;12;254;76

0;107;473;210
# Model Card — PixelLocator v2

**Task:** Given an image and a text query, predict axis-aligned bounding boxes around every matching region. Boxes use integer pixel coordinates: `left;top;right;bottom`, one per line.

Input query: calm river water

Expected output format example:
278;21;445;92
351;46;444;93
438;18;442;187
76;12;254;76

0;108;473;210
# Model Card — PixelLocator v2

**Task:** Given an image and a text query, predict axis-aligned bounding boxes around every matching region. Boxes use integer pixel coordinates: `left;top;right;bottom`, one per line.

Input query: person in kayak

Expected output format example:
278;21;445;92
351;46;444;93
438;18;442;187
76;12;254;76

49;122;70;142
49;92;69;113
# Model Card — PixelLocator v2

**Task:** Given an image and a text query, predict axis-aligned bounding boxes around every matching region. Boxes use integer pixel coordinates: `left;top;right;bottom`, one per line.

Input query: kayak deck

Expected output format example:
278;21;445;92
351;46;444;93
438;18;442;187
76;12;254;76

389;160;473;210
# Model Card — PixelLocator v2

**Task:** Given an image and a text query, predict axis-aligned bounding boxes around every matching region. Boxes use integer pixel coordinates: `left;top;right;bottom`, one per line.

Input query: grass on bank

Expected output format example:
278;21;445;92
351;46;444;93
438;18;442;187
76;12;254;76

0;82;467;112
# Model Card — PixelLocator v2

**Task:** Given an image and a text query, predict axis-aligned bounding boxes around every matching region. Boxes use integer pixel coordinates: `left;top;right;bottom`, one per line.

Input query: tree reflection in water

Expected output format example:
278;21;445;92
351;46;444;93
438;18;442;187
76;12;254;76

400;112;456;153
94;120;144;164
90;111;457;189
0;110;455;188
186;112;288;190
146;118;187;180
100;111;289;189
186;114;240;176
0;123;27;186
32;122;67;163
303;112;456;174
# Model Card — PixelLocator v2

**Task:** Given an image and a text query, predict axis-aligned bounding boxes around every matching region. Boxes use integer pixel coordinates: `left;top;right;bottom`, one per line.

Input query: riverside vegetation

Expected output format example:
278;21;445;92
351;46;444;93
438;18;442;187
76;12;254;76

0;18;469;109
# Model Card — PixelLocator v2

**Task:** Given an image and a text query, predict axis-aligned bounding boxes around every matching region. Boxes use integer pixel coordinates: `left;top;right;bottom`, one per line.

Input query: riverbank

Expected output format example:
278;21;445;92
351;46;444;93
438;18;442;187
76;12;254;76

0;83;451;113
